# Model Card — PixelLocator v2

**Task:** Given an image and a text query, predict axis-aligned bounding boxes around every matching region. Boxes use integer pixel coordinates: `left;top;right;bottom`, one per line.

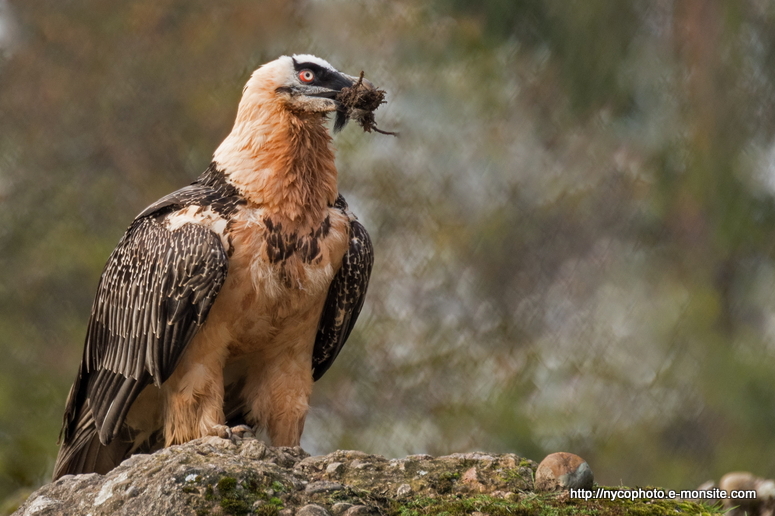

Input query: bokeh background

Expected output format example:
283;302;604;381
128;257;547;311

3;0;775;510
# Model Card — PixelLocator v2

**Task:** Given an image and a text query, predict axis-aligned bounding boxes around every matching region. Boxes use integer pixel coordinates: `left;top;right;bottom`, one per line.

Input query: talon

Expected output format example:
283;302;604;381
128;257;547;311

209;424;232;439
230;424;254;438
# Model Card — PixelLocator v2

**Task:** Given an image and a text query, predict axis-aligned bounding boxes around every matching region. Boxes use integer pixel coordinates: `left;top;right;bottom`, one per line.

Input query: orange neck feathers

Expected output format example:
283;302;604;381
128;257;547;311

213;87;338;229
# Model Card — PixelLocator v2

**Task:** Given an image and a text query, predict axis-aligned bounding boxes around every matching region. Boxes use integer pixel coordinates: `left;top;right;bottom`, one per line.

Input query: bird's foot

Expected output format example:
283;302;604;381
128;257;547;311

207;424;255;443
208;424;232;439
230;424;255;439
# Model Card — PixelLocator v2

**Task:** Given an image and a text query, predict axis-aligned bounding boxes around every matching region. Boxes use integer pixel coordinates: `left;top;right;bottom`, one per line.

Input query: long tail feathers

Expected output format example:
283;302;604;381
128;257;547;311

53;404;162;480
53;405;125;479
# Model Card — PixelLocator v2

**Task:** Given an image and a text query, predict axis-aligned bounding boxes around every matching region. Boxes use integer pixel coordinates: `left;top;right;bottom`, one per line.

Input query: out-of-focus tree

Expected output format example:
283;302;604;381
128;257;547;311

429;0;775;487
3;0;775;509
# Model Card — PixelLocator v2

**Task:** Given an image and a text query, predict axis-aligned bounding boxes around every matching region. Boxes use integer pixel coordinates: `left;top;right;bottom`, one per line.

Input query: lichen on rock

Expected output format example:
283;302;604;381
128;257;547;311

12;437;721;516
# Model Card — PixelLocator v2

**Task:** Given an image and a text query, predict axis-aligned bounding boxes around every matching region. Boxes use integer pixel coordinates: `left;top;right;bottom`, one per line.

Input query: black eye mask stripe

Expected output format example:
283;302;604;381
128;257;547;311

292;58;352;91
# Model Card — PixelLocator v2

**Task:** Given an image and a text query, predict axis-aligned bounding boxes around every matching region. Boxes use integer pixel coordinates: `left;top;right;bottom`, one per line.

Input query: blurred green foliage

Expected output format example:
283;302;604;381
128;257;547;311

3;0;775;510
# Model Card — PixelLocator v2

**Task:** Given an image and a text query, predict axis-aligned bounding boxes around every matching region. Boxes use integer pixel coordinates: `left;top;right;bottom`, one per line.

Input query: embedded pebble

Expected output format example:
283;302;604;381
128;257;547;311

331;503;353;515
396;484;412;497
326;462;345;475
719;472;771;513
534;452;594;492
239;440;268;460
297;504;330;516
719;471;757;493
758;479;775;499
342;505;376;516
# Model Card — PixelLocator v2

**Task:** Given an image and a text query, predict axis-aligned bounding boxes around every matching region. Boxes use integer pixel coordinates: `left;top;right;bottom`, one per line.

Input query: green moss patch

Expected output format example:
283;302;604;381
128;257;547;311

389;493;723;516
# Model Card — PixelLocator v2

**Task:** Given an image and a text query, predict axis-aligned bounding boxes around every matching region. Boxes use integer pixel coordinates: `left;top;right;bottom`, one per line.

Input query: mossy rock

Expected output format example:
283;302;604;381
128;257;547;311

10;437;722;516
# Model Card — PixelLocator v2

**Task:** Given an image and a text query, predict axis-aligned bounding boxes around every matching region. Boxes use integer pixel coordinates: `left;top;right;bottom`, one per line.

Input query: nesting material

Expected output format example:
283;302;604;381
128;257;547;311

335;72;397;136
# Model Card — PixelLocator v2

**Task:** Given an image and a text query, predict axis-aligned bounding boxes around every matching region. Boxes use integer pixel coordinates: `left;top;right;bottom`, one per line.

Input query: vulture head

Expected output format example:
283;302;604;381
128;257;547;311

239;54;374;132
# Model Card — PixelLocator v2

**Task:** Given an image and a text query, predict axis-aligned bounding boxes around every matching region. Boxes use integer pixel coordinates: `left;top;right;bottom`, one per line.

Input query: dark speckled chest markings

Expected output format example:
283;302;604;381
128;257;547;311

263;215;331;264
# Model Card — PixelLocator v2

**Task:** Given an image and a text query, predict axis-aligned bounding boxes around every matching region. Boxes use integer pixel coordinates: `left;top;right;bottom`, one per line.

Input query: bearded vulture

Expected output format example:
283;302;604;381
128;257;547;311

53;55;374;479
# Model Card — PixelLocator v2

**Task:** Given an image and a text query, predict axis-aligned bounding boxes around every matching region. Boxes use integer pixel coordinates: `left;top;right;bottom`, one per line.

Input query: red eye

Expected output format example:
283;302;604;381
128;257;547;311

299;70;315;83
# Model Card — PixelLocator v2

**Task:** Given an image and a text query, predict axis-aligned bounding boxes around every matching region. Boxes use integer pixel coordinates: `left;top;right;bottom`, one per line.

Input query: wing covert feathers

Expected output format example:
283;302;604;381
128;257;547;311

55;215;228;478
312;214;373;381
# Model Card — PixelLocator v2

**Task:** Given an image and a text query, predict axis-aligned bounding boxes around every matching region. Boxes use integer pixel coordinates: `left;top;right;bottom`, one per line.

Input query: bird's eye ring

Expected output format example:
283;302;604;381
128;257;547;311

299;70;315;83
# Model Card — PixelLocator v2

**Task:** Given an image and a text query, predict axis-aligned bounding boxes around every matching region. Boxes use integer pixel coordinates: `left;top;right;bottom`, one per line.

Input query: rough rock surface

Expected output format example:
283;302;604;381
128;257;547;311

14;437;534;516
13;436;721;516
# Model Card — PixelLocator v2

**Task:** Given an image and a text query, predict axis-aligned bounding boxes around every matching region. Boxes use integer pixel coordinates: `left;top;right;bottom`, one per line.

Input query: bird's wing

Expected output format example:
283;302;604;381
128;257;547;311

61;214;229;447
312;199;373;381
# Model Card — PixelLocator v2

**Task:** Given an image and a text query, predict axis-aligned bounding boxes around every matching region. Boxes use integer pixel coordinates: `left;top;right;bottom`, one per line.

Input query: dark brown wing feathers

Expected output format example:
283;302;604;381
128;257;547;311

312;197;374;381
84;219;227;439
54;194;229;479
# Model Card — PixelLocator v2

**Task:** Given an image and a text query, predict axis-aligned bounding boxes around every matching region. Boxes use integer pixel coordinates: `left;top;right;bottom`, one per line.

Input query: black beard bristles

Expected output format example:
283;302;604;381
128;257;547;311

333;109;349;133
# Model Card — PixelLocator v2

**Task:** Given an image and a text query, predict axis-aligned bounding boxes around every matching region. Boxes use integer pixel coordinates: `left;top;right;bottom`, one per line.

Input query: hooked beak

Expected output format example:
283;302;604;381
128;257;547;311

306;74;375;96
